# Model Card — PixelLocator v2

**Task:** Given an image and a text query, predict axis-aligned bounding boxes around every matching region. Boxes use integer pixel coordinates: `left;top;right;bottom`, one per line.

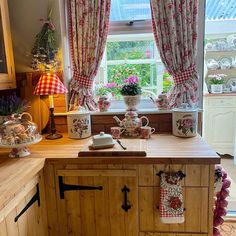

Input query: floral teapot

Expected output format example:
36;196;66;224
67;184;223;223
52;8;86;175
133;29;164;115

156;92;169;110
113;111;149;136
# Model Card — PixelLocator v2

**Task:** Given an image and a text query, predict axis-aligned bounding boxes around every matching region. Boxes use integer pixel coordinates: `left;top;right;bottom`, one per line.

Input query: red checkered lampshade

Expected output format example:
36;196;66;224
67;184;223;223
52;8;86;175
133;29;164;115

34;73;68;95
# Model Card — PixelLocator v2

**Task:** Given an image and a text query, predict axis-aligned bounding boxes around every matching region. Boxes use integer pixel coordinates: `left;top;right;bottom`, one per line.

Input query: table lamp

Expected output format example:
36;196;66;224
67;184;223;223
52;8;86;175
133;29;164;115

34;73;68;140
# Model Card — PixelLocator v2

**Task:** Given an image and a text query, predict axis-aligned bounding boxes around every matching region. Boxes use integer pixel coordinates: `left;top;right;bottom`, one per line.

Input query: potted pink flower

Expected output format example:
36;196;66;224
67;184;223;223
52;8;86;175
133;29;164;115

120;76;142;111
208;74;226;94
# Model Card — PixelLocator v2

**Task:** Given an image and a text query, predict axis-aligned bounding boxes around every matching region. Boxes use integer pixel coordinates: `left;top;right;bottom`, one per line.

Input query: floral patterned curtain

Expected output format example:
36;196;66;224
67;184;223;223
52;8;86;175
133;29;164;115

150;0;199;108
67;0;111;111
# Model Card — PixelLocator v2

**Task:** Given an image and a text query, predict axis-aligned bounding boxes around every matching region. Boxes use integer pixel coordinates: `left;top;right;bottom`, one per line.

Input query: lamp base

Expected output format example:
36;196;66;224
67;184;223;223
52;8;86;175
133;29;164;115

46;133;63;140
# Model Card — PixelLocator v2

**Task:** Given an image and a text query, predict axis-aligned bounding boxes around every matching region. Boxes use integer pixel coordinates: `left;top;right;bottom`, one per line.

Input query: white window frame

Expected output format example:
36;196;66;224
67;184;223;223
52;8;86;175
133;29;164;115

59;0;205;112
96;33;164;98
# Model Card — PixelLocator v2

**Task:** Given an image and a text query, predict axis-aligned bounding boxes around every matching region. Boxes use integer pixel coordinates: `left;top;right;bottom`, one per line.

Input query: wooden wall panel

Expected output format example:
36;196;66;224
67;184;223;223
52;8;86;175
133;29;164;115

54;113;174;134
53;112;202;135
139;165;209;187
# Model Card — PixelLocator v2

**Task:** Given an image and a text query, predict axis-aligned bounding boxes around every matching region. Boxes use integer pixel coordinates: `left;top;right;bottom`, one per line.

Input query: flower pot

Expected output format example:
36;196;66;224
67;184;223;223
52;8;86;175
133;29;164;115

123;95;141;111
211;84;223;94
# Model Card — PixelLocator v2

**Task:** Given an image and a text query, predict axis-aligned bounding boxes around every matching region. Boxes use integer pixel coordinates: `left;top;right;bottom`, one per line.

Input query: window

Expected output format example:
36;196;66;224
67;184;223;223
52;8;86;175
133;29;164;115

96;34;173;98
95;0;173;100
59;0;204;109
110;0;151;22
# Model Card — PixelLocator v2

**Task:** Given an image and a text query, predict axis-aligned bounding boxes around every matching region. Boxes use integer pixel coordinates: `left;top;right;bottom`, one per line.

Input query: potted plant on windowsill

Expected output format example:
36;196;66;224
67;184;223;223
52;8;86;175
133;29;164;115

120;76;142;111
208;74;226;94
0;94;29;124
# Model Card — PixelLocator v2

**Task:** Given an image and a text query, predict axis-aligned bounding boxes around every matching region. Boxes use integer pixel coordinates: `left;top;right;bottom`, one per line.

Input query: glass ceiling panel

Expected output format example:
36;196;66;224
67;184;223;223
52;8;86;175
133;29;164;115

206;0;236;20
110;0;236;22
110;0;151;21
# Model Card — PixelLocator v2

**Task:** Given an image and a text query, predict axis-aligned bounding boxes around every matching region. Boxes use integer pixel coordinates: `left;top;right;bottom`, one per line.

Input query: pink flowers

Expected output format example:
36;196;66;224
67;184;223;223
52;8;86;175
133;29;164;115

104;82;117;88
122;75;139;84
182;118;193;128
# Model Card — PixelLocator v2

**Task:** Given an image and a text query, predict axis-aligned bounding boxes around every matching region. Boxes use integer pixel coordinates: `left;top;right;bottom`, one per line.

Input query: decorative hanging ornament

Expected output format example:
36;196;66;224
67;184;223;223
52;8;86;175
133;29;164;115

31;8;61;72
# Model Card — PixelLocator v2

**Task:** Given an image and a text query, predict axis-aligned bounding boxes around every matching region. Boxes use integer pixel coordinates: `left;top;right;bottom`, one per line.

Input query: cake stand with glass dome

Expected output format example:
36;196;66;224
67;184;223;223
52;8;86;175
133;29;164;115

0;113;42;157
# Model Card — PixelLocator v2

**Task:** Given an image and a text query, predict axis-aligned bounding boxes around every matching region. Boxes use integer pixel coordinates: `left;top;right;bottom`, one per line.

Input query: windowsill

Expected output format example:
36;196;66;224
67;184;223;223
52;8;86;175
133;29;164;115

90;108;173;115
55;108;172;116
54;99;203;117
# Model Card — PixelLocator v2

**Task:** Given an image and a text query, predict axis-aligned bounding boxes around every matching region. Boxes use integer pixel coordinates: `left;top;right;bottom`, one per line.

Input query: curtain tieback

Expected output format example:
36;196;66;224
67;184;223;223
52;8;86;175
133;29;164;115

73;71;93;88
174;66;196;85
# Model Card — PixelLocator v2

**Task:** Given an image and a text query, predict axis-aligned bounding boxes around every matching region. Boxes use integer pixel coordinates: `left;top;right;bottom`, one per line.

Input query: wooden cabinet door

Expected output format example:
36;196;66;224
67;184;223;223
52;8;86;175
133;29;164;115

56;169;138;236
139;186;209;233
204;107;236;155
0;173;48;236
0;0;16;90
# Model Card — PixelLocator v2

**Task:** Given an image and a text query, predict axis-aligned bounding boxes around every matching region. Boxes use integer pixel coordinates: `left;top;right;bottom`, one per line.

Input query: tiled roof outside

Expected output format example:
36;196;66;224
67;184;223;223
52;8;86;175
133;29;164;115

110;0;236;21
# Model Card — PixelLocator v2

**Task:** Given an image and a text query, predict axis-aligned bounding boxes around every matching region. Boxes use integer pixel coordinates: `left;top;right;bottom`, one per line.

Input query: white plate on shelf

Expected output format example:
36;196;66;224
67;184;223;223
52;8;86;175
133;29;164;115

220;57;232;69
207;59;219;70
227;34;236;49
226;78;236;92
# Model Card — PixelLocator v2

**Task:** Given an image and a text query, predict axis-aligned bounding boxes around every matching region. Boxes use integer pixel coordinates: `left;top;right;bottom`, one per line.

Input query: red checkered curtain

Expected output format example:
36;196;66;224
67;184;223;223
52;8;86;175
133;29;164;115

67;0;111;111
150;0;199;108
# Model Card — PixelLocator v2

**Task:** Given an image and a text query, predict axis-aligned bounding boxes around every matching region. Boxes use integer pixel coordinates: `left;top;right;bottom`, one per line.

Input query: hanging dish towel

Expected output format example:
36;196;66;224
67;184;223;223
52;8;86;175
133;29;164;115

159;172;185;224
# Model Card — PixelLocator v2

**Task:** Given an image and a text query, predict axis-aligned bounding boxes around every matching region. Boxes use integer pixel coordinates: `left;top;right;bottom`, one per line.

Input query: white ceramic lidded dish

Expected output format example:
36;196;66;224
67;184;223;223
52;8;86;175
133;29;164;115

172;104;198;138
91;132;114;148
67;110;91;139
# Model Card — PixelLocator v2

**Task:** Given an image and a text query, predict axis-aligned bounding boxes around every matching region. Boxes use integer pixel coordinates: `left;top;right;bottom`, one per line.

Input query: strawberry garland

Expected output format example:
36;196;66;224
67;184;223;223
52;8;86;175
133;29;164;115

213;165;231;236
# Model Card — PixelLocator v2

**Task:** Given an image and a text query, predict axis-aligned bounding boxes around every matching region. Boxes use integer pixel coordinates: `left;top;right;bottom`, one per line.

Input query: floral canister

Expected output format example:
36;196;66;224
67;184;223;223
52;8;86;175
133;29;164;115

67;110;91;139
172;104;198;138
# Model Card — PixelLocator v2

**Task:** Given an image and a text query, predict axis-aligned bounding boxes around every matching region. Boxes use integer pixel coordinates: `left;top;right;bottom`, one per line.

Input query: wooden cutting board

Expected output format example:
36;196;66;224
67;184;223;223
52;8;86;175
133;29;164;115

78;139;147;157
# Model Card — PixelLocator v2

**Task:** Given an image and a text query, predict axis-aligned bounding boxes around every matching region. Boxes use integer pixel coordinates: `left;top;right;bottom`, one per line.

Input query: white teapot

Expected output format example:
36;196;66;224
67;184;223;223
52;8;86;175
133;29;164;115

113;111;149;136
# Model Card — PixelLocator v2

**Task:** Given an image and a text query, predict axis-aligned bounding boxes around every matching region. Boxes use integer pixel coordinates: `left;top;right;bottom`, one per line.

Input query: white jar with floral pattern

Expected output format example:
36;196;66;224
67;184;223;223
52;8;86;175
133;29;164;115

172;104;198;138
67;110;91;139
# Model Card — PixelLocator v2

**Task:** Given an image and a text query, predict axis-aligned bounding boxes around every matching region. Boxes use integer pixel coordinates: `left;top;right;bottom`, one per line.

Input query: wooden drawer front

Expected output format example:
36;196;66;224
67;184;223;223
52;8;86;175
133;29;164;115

139;165;209;187
208;97;236;107
139;187;209;233
140;233;207;236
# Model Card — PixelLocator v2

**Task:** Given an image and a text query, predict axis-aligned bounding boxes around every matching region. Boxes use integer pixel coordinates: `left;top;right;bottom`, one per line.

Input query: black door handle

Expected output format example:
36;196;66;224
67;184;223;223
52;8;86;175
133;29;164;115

121;185;132;212
58;176;103;199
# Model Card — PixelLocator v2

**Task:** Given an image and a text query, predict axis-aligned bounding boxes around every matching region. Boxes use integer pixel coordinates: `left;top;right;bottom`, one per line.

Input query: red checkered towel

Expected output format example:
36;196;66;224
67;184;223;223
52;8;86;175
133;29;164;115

159;172;184;224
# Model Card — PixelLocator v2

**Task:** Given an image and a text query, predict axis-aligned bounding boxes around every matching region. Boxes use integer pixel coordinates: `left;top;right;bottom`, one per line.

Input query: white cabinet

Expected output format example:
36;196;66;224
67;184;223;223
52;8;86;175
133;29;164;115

203;95;236;155
0;0;16;90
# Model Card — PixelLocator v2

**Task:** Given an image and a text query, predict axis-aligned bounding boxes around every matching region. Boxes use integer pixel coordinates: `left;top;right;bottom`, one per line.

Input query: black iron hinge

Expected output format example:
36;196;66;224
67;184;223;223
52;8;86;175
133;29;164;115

58;176;103;199
14;184;40;222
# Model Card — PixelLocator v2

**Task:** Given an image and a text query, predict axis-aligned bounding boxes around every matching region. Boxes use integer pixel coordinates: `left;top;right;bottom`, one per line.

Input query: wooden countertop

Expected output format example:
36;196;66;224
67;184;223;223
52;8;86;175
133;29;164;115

0;134;220;165
0;134;219;210
0;158;45;211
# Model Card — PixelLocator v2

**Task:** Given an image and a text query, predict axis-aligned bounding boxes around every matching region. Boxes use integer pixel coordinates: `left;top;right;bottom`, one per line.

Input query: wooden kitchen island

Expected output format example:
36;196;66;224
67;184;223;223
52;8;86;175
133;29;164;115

0;134;220;236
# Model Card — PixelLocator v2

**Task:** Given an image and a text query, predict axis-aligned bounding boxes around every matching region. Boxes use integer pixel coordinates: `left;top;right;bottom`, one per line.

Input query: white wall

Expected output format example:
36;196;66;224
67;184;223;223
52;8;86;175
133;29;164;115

8;0;62;72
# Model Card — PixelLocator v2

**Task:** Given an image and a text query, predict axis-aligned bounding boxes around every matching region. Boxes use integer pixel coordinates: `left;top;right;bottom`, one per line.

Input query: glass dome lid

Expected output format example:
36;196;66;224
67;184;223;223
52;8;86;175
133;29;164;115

0;113;42;158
